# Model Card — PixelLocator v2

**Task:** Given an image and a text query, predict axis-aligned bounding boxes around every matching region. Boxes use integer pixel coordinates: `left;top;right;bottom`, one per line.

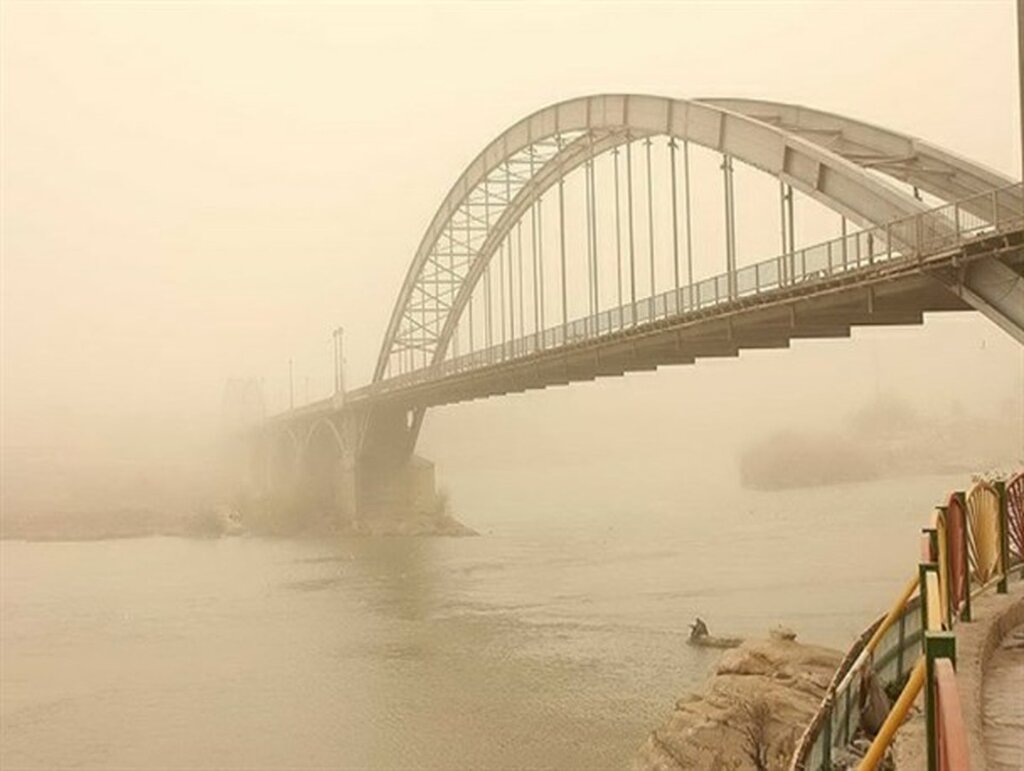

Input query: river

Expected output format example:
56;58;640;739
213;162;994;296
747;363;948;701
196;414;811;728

1;469;965;770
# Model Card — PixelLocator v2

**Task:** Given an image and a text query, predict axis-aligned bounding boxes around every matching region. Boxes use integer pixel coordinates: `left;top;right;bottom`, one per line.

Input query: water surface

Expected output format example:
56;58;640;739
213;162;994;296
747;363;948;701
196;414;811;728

1;470;961;770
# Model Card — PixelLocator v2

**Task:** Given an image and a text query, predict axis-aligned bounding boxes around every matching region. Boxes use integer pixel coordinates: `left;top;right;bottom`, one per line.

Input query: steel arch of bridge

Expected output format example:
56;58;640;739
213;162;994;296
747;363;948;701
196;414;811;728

373;94;1019;384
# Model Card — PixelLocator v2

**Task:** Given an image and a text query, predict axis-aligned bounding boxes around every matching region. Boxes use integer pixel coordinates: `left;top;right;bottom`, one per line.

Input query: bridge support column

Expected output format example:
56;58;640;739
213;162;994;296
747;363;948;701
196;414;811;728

355;406;441;519
238;406;442;532
336;452;359;521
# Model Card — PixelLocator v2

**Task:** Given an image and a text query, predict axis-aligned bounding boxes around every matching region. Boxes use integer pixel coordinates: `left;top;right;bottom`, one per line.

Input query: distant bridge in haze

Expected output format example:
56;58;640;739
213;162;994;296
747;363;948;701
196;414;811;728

234;95;1024;520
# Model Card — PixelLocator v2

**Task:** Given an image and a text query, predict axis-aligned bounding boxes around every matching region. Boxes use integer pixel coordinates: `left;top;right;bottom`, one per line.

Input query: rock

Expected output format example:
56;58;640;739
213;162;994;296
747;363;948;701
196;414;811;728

770;625;797;642
340;512;478;537
632;632;842;771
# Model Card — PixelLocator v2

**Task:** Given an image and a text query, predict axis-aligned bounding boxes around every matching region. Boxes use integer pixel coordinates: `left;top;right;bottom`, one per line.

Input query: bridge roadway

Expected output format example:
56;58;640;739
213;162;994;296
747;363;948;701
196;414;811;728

279;222;1023;416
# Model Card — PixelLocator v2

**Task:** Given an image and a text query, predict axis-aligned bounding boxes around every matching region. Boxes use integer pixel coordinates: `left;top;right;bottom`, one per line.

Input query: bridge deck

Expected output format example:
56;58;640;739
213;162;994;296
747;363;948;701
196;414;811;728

266;220;1021;426
346;227;1021;411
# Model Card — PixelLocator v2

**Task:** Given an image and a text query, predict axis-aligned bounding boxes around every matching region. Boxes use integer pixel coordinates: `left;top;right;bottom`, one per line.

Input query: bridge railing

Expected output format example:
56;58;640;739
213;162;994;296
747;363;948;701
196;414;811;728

377;183;1022;392
790;471;1024;771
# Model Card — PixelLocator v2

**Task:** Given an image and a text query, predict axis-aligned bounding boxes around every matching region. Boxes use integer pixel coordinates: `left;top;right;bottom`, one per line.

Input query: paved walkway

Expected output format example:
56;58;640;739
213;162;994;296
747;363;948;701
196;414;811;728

982;621;1024;771
893;581;1024;770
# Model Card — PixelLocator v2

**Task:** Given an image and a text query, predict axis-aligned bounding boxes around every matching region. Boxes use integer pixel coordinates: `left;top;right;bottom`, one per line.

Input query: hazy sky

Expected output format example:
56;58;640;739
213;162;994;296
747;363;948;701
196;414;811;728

2;1;1021;470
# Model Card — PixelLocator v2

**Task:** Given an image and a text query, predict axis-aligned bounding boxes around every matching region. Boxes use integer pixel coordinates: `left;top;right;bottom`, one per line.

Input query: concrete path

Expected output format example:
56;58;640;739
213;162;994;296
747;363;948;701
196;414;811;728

892;582;1024;770
982;621;1024;771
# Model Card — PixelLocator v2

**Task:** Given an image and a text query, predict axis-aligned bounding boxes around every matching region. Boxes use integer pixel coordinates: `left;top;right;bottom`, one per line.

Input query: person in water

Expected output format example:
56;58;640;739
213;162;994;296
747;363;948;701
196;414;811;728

689;617;709;641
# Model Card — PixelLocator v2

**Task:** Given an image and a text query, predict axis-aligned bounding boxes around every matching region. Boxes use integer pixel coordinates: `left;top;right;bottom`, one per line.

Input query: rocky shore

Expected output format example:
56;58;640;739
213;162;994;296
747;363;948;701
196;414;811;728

339;512;477;537
632;628;842;771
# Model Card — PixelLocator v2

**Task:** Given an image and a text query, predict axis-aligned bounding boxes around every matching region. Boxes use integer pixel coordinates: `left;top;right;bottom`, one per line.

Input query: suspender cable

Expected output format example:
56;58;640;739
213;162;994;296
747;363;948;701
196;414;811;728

537;197;546;336
465;206;474;353
531;201;540;341
484;261;493;350
786;184;796;281
779;182;788;284
613;146;624;314
840;215;848;267
625;137;637;323
499;241;507;353
529;145;541;343
516;220;525;341
450;220;461;359
484;175;494;351
588;151;599;320
645;137;656;316
669;138;681;309
683;140;694;301
585;157;595;321
507;232;515;353
505;163;514;353
722;154;736;300
558;175;568;331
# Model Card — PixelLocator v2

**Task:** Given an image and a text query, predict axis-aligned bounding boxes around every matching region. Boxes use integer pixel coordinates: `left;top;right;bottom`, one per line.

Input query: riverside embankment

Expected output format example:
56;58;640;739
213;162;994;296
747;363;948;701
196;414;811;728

632;630;843;770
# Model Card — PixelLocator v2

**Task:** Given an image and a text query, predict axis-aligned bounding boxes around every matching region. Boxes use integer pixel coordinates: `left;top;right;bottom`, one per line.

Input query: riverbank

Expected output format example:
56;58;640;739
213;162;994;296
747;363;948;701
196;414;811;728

0;505;477;541
0;507;193;541
632;628;843;771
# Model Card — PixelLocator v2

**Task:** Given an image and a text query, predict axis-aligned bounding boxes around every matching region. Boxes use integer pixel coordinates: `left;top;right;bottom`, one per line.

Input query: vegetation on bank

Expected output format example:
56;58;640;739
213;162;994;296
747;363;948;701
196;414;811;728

739;393;1019;490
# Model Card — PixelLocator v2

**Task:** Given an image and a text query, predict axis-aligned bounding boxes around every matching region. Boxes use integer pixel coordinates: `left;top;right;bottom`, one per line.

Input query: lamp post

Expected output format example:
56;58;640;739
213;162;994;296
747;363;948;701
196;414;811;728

332;327;346;398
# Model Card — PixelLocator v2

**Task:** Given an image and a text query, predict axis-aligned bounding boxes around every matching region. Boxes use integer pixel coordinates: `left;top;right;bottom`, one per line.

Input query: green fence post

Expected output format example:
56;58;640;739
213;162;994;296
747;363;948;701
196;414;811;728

844;684;854;745
996;480;1009;594
923;631;957;771
821;700;832;770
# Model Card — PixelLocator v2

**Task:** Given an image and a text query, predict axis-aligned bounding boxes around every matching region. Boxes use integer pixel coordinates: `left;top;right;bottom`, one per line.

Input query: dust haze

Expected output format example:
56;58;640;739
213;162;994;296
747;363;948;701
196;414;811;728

3;3;1024;770
3;1;1021;533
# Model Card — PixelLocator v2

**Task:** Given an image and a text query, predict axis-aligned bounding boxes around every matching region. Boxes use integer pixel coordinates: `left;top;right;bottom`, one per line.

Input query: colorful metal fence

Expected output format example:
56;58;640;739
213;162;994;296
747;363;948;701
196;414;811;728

1006;472;1024;563
790;471;1024;771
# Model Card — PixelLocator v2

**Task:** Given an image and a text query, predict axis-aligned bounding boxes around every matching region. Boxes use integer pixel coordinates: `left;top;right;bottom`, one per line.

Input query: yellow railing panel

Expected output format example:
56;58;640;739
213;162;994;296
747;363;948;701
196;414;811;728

966;482;1001;583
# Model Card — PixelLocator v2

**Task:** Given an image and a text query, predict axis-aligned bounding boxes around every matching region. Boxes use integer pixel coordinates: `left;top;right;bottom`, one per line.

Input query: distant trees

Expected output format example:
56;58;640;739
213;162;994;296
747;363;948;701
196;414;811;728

848;393;920;439
738;430;878;490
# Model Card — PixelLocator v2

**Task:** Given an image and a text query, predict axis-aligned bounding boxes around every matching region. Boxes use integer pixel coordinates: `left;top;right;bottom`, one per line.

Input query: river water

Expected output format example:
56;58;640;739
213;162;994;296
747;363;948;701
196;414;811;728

1;469;964;770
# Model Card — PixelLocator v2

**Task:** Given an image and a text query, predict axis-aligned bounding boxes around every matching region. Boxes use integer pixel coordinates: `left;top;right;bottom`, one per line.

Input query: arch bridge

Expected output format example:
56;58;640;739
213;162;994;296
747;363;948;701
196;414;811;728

240;95;1024;521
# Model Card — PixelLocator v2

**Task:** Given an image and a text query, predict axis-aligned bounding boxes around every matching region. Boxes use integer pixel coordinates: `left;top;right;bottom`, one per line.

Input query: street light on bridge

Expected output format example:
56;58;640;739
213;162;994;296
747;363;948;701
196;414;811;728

333;326;346;400
288;358;294;411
